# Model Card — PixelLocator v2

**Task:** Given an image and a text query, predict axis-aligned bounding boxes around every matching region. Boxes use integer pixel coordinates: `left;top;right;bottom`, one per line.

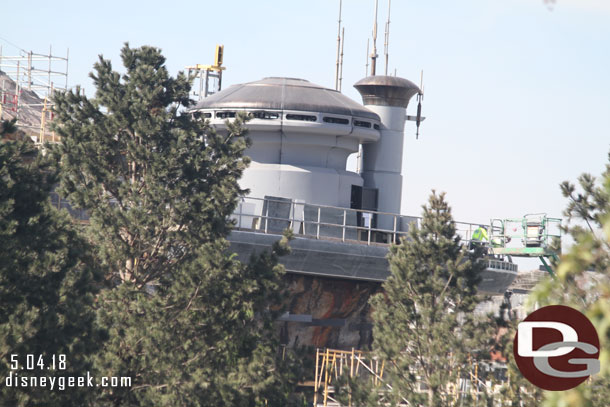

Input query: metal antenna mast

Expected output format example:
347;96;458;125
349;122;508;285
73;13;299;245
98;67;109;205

339;27;345;91
384;0;391;75
370;0;379;76
334;0;342;90
365;38;370;76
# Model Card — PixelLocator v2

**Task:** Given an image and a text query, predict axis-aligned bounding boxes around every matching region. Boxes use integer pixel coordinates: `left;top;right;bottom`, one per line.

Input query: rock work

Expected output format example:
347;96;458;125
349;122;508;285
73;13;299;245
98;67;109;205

280;274;381;350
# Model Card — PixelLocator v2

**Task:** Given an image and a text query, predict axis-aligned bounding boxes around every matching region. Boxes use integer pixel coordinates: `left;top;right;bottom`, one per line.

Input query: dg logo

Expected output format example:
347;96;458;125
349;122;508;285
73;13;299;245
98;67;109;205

513;305;600;391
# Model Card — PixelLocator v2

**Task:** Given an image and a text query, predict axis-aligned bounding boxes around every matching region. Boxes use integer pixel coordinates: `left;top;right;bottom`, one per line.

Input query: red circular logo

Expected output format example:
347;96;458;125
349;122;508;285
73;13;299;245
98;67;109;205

513;305;600;391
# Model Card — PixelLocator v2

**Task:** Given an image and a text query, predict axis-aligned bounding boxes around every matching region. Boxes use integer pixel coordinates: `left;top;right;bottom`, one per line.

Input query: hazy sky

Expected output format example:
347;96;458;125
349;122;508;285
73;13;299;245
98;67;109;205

2;0;609;230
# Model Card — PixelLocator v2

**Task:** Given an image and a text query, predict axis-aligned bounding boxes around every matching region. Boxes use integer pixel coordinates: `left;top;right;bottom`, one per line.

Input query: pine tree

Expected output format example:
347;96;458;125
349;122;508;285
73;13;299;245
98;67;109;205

493;332;544;406
358;192;489;407
528;152;610;407
51;44;245;287
51;44;300;406
0;122;102;406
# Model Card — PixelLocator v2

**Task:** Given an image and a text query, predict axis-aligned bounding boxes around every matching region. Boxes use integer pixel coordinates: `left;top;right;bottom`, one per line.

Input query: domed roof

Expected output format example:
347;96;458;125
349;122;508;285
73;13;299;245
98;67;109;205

192;77;380;121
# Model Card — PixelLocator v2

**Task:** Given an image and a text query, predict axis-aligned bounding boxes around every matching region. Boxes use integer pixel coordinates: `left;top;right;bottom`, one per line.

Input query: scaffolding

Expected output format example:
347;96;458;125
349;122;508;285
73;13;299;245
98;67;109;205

313;348;508;407
0;44;68;143
185;45;225;101
313;348;394;407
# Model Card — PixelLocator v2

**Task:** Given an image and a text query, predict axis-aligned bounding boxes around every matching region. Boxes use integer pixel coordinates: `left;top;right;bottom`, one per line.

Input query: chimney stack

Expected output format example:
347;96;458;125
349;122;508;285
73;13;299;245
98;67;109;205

354;75;420;225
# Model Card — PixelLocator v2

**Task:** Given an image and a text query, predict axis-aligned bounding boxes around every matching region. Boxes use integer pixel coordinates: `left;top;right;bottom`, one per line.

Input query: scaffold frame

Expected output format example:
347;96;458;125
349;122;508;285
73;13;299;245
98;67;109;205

0;44;68;143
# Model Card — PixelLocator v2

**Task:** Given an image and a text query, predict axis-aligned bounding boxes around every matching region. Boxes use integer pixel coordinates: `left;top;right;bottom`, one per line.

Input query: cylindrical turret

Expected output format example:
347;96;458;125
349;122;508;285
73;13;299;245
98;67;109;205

192;77;381;210
354;75;420;226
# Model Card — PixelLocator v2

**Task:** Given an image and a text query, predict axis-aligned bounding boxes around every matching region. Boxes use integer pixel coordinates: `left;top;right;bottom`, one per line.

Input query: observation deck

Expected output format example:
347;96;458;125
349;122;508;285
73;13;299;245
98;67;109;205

228;196;519;295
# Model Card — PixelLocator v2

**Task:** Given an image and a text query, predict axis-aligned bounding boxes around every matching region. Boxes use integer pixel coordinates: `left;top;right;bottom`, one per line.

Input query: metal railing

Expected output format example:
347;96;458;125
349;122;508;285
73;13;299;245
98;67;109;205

487;258;518;272
231;196;485;247
49;192;495;251
50;192;89;223
490;214;561;250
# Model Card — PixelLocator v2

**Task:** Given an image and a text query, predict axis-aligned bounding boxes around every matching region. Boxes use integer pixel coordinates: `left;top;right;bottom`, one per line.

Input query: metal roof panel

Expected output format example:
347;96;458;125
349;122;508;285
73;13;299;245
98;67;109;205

192;77;380;121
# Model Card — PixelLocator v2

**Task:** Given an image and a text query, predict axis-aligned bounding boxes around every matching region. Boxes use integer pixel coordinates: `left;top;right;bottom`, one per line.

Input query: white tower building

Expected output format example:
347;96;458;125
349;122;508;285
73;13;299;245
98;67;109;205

192;77;381;211
190;75;517;299
189;74;518;350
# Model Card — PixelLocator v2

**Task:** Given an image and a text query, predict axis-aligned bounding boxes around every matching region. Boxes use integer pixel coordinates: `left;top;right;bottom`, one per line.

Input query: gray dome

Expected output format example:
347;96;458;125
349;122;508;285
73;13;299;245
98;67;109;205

192;77;380;121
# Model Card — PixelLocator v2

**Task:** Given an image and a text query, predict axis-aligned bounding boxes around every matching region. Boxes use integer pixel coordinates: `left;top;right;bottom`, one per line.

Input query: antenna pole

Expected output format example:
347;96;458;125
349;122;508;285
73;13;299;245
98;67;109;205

339;27;345;91
384;0;391;75
371;0;378;76
335;0;342;90
365;38;370;76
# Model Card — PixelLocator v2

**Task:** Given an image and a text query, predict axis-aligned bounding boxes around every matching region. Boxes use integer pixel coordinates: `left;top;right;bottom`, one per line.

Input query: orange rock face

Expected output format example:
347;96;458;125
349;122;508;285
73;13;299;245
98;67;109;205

279;275;381;350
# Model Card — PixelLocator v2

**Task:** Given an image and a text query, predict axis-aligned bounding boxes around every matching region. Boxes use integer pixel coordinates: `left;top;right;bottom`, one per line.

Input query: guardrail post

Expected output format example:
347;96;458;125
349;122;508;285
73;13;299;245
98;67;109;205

342;210;346;242
317;207;321;239
393;215;397;244
238;198;244;229
367;215;371;245
290;199;295;231
264;202;269;234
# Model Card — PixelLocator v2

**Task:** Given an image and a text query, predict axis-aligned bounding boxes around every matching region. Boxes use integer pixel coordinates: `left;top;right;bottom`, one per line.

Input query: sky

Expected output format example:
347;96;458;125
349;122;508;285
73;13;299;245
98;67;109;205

1;0;609;244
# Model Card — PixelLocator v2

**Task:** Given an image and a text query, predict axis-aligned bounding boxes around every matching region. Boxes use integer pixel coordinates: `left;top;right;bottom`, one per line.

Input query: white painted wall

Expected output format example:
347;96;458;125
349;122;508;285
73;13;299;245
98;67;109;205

241;162;363;209
206;111;380;209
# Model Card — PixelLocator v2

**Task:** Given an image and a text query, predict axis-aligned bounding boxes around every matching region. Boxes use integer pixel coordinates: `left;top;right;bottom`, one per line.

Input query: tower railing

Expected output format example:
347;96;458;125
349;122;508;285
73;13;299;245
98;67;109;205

231;196;486;247
48;192;513;260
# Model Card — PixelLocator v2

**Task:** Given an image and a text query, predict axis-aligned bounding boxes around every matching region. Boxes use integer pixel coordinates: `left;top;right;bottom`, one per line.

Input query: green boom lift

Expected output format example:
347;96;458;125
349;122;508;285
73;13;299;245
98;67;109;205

488;213;561;277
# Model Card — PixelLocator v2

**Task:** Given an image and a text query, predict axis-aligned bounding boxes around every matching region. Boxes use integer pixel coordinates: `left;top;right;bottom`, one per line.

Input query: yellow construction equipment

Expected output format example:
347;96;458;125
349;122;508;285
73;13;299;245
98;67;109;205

185;45;226;100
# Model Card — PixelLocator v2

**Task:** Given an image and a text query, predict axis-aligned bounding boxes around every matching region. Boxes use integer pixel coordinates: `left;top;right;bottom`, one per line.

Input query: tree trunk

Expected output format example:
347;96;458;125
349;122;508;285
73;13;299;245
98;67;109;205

123;258;133;283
